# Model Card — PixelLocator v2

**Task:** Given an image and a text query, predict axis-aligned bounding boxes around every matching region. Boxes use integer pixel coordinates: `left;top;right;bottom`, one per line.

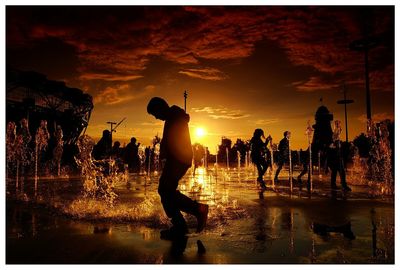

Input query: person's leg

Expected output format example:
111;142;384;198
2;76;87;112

338;162;351;191
329;165;338;189
297;163;307;181
260;159;268;177
159;161;208;234
158;162;188;232
274;159;283;181
172;164;209;232
174;165;198;216
255;161;267;189
256;162;263;180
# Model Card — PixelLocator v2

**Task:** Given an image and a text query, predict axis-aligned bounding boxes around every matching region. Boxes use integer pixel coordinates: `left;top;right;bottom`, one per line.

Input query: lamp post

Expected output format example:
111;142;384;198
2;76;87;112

184;90;188;112
337;84;354;143
349;37;379;129
107;117;126;145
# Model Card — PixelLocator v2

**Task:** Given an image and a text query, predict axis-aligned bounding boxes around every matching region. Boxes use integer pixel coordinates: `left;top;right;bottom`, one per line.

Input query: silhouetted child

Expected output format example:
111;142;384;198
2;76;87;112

147;97;208;239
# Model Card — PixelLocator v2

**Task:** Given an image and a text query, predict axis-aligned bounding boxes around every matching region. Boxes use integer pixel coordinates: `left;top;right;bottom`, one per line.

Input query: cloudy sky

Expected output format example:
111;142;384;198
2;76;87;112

6;6;394;151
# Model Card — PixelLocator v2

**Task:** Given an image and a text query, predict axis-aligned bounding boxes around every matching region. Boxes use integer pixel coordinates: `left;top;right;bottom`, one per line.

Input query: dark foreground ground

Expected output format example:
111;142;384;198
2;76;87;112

6;167;394;264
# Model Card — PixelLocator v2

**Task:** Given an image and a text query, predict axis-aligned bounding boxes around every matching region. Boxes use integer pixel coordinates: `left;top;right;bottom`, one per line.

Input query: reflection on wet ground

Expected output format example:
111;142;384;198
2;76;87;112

6;167;394;263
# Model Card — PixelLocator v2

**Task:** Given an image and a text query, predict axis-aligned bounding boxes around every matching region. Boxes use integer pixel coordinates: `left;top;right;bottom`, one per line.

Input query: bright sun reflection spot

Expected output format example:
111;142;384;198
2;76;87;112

195;127;206;138
196;167;205;186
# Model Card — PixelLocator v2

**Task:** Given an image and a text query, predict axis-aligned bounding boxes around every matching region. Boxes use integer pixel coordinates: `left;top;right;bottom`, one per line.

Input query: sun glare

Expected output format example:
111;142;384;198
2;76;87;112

195;127;206;139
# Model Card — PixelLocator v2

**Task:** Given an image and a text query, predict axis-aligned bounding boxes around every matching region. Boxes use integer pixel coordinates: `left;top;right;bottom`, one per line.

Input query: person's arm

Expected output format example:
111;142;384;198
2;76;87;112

159;138;166;159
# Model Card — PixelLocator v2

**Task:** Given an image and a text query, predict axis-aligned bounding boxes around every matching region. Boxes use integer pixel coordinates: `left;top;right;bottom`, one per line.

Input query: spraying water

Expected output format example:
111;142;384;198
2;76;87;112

34;120;50;196
53;125;63;177
75;135;125;205
306;121;314;191
6;121;16;182
226;147;229;170
367;121;393;195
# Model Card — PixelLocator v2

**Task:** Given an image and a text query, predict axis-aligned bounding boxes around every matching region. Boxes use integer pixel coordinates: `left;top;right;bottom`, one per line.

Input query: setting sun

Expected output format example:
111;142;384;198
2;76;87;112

195;127;206;139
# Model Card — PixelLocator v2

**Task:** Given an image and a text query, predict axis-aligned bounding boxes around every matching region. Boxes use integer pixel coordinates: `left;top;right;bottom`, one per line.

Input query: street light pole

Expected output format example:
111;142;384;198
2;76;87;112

107;117;126;146
184;90;188;112
106;121;116;145
364;48;371;121
337;84;354;143
349;36;378;130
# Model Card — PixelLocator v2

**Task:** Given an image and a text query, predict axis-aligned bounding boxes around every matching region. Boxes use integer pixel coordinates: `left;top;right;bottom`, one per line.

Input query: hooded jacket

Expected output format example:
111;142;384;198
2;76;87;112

160;105;193;166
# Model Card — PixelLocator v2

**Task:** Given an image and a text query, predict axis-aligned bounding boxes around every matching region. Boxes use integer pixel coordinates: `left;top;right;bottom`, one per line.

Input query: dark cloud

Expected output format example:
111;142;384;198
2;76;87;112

94;84;155;105
6;6;394;92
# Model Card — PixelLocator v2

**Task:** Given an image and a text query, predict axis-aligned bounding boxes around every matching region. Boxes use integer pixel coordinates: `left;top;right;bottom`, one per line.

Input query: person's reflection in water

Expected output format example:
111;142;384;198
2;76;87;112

93;226;111;234
255;192;267;246
258;190;265;200
331;189;338;201
312;221;355;240
371;208;377;258
169;235;188;256
278;209;296;254
330;189;349;201
162;235;188;263
197;240;206;254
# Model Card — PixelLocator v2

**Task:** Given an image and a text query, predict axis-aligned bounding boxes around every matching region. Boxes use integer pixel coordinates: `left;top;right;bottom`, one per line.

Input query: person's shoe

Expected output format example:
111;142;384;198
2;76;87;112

196;203;209;233
169;235;189;255
260;182;267;190
160;226;188;240
257;178;267;190
197;240;206;254
342;185;352;192
274;177;279;184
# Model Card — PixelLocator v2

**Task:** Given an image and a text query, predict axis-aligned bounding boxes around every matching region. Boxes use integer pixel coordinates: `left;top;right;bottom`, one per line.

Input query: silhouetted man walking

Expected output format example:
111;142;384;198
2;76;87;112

147;97;209;239
274;131;291;182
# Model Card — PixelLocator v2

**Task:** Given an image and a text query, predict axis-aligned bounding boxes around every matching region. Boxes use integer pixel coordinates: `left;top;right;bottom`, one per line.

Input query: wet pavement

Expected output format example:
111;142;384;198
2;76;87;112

6;166;394;264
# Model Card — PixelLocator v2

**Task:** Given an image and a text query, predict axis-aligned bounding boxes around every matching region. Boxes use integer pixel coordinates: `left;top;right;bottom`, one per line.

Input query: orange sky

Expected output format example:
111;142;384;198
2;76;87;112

7;6;394;153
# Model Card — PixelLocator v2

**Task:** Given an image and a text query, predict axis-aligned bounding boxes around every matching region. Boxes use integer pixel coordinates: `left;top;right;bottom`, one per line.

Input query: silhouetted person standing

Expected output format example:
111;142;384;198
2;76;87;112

250;129;271;190
328;128;351;192
93;130;112;160
274;131;291;182
111;141;122;158
312;106;351;191
147;97;209;239
124;137;140;172
192;144;204;176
